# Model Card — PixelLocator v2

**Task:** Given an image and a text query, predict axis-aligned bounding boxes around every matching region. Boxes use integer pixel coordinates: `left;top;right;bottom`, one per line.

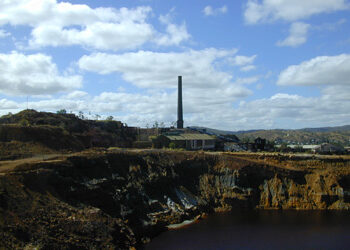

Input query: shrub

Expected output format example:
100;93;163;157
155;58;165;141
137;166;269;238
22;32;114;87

19;119;30;127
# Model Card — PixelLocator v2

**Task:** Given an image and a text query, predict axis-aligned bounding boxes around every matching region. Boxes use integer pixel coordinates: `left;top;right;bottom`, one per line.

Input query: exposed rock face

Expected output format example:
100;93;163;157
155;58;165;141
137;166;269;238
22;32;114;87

0;150;349;249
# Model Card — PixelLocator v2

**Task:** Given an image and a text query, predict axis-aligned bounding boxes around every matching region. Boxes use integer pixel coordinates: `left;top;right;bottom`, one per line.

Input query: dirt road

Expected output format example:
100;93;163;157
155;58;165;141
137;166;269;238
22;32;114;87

0;154;65;174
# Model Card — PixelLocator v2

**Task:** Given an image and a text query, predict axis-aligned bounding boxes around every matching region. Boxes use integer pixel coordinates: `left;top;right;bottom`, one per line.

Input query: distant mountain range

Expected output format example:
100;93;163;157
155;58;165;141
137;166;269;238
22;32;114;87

189;125;350;146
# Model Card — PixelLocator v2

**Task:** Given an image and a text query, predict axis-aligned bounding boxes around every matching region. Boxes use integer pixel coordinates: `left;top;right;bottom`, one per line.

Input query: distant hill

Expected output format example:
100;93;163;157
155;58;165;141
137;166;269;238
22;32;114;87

189;126;241;135
300;125;350;133
189;125;350;146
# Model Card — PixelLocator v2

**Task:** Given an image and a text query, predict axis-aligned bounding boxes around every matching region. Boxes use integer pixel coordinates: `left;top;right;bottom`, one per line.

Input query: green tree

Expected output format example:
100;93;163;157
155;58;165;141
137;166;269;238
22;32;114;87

56;109;67;114
241;137;251;143
152;121;159;128
106;116;113;121
78;111;84;120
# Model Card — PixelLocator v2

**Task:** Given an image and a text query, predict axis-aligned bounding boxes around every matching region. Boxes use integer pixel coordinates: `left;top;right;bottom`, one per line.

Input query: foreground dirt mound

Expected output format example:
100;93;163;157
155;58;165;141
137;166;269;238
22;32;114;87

0;150;350;249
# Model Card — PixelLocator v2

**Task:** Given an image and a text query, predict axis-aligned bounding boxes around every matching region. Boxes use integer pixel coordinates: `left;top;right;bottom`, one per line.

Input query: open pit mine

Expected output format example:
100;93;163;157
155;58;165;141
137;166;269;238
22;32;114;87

1;149;350;249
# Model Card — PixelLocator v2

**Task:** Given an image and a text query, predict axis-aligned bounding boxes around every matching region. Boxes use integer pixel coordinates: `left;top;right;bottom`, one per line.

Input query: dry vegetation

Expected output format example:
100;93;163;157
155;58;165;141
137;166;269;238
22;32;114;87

0;110;136;160
236;127;350;146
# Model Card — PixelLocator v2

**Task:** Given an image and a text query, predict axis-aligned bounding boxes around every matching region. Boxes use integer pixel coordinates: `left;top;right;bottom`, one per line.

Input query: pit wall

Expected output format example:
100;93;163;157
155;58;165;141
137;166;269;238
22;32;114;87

1;151;350;249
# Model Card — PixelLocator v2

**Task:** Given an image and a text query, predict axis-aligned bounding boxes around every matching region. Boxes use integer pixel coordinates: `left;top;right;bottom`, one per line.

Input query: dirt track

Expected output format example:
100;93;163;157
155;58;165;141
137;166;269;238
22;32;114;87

0;154;64;174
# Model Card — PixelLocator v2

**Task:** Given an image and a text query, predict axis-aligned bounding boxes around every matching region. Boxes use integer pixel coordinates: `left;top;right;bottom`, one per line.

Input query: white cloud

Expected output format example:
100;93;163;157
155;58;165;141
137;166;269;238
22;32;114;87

78;49;243;89
29;20;154;50
0;99;19;110
27;99;85;112
322;85;350;101
277;54;350;86
75;48;258;127
1;83;350;130
270;93;301;100
64;90;89;100
277;22;310;47
155;12;190;46
0;29;10;38
0;0;188;51
216;91;349;129
1;52;348;130
228;55;257;72
203;5;228;16
203;6;214;16
244;0;349;24
0;52;82;96
92;91;174;115
230;55;257;66
234;77;259;85
240;65;256;72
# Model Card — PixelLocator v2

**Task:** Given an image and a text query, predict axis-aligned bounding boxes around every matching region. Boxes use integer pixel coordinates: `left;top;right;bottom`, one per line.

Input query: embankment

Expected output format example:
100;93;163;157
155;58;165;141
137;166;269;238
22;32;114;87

0;150;350;249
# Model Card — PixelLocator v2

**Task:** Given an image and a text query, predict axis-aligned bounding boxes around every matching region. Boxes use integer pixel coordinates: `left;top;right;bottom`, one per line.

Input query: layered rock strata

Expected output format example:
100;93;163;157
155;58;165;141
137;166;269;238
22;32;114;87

0;150;349;249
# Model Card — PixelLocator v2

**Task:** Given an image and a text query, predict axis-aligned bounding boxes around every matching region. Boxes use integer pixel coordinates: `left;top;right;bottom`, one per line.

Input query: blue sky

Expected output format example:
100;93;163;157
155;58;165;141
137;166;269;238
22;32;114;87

0;0;349;130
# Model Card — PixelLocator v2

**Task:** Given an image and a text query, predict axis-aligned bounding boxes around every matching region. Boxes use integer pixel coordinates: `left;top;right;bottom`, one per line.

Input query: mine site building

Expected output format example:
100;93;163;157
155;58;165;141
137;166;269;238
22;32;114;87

314;143;345;154
155;133;216;150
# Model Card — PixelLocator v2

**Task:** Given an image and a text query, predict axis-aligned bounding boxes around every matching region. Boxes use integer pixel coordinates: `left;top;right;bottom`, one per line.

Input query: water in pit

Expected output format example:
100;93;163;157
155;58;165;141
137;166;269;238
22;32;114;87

145;210;350;250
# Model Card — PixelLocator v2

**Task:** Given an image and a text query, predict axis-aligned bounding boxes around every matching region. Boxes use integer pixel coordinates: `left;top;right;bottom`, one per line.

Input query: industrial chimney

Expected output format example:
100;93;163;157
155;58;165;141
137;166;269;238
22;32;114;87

177;76;184;129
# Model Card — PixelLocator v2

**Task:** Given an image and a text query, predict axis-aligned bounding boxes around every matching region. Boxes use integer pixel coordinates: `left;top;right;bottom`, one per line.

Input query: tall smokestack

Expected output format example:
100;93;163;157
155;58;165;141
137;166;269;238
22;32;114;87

177;76;184;129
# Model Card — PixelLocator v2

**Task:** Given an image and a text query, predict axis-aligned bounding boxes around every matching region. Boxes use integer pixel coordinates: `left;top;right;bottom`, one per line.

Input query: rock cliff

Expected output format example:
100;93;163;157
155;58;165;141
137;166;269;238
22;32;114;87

0;150;349;249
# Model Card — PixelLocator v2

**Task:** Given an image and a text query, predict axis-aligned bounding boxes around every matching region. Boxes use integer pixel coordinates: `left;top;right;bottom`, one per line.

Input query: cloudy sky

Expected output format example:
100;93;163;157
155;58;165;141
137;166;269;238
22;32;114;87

0;0;349;130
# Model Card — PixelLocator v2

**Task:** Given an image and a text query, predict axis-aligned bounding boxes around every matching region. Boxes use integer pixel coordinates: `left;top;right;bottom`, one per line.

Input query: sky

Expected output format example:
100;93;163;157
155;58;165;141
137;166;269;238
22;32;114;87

0;0;350;131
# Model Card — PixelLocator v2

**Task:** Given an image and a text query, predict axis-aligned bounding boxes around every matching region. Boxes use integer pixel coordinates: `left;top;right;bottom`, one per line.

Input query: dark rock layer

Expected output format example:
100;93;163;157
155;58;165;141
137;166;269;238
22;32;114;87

0;150;349;249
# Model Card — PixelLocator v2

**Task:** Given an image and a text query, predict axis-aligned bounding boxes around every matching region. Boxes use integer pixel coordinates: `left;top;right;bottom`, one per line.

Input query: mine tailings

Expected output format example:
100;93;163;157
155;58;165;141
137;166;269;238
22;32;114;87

0;150;350;249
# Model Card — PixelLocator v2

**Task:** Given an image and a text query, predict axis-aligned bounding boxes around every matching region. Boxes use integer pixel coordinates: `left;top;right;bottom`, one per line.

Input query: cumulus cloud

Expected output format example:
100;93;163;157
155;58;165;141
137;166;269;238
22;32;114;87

228;55;257;72
234;89;350;129
0;0;188;50
270;93;301;100
240;65;256;72
0;52;82;96
234;77;259;85
277;22;310;47
203;5;228;16
244;0;349;24
277;54;350;86
75;48;258;127
0;99;19;110
155;12;190;46
63;90;89;100
78;49;244;89
1;83;349;130
230;55;257;66
29;19;154;50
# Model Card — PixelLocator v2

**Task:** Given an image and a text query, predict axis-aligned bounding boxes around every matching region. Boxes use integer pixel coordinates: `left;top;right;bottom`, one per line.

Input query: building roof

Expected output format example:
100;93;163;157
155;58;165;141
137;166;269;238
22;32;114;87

164;133;215;141
301;145;319;149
